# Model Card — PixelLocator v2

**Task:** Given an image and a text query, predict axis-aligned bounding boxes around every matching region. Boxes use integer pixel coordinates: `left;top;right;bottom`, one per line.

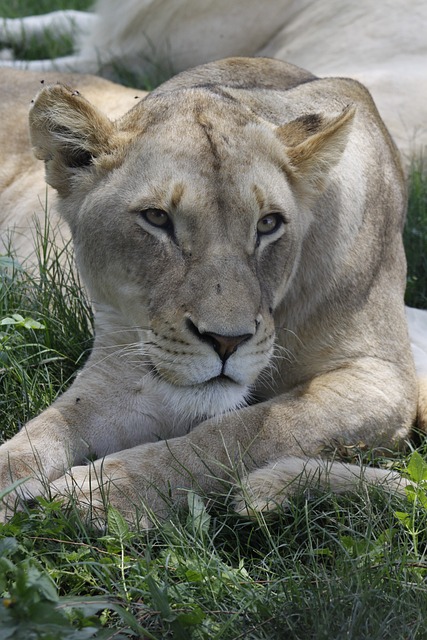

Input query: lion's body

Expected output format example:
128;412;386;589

0;58;421;523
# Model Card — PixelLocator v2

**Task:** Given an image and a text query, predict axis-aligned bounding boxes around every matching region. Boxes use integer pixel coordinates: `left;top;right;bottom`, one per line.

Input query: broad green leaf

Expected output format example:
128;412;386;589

177;604;206;626
0;314;44;330
0;537;18;557
145;574;172;619
185;569;204;582
406;451;427;483
21;318;45;330
0;612;18;640
58;596;157;639
395;511;412;529
26;565;58;602
187;491;210;536
0;557;15;574
107;506;130;541
0;317;19;326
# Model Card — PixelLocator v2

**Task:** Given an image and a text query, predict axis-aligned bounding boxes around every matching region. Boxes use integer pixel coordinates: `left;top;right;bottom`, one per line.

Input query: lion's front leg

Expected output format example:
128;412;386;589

0;406;87;497
49;442;177;528
0;347;187;517
48;358;417;528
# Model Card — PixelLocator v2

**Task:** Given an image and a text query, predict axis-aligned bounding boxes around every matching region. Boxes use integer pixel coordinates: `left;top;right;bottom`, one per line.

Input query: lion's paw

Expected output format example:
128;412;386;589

50;463;156;530
233;465;293;517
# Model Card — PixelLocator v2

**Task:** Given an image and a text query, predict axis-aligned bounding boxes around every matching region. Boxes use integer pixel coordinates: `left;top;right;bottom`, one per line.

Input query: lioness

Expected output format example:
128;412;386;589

0;57;421;525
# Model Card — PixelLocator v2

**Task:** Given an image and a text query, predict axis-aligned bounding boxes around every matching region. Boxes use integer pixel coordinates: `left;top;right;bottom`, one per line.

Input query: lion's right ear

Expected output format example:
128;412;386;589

276;106;356;199
29;84;116;195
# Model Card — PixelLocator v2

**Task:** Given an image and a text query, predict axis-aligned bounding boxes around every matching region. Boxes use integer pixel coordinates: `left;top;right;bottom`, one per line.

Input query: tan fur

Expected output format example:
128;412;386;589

0;58;421;525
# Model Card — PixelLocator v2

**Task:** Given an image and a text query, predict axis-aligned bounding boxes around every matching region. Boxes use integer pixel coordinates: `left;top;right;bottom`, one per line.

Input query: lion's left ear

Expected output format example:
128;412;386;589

277;106;356;195
29;83;117;196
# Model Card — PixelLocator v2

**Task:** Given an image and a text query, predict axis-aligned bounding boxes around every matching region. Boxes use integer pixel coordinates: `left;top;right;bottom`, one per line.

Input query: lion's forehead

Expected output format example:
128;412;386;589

91;90;298;254
125;89;281;162
141;87;257;127
116;109;290;221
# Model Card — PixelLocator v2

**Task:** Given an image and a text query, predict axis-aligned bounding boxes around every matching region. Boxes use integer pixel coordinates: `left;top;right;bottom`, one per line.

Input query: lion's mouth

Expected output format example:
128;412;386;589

147;360;240;388
203;372;236;385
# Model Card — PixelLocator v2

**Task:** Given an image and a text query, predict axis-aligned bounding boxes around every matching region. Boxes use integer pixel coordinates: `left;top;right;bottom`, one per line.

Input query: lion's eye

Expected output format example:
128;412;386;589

141;208;171;228
257;213;284;236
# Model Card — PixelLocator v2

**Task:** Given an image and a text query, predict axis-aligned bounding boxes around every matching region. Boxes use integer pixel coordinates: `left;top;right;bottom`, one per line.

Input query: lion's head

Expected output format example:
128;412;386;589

29;58;405;424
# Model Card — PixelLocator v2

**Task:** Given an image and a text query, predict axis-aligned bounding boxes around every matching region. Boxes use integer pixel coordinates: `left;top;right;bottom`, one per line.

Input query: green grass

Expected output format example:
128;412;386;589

2;451;427;638
0;218;93;441
0;0;92;14
0;0;93;61
0;0;171;89
405;159;427;308
2;2;427;638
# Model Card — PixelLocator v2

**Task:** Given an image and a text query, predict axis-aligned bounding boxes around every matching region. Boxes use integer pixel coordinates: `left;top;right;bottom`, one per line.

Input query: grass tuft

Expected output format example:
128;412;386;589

0;217;93;441
405;158;427;309
0;0;94;61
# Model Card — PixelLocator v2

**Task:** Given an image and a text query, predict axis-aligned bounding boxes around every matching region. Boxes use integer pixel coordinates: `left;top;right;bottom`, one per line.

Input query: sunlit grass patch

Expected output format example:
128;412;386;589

0;218;93;441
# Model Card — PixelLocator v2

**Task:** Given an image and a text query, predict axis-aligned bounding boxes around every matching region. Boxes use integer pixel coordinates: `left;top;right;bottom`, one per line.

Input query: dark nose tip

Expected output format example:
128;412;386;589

186;319;252;362
204;331;252;362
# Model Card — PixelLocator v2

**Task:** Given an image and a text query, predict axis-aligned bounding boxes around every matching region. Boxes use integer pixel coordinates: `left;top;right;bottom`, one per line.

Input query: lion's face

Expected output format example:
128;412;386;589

29;78;353;417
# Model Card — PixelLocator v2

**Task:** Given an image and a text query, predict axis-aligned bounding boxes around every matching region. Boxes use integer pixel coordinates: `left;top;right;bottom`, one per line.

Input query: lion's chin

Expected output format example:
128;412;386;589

144;368;249;424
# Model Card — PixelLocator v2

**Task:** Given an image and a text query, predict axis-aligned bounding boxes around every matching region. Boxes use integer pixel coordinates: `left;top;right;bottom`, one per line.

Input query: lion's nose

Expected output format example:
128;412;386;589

204;332;252;362
186;319;252;362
